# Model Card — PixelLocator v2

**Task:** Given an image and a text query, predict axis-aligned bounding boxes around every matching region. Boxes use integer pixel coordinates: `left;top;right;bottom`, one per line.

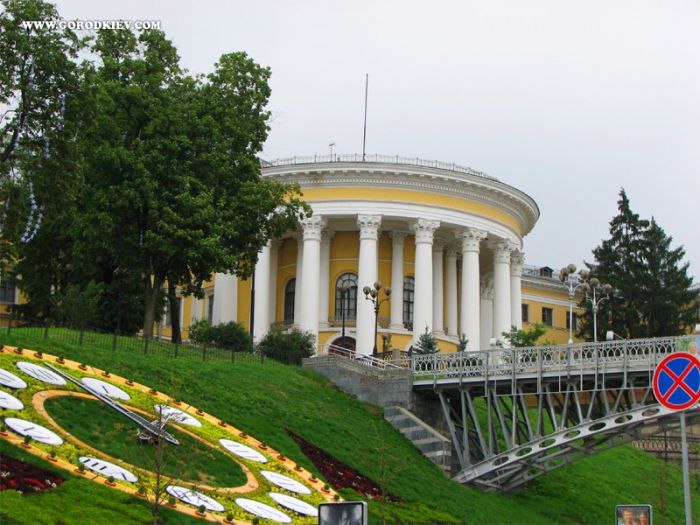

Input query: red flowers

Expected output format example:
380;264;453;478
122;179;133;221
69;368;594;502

287;430;401;502
0;455;65;494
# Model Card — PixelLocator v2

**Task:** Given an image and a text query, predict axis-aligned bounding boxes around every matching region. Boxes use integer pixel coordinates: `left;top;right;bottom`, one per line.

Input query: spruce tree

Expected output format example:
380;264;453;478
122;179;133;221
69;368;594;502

579;190;698;339
414;327;439;354
636;219;697;336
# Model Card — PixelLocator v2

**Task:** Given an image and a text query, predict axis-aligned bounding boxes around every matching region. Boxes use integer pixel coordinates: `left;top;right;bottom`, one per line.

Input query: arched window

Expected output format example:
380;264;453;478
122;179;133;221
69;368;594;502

335;273;358;320
403;276;415;330
284;279;295;323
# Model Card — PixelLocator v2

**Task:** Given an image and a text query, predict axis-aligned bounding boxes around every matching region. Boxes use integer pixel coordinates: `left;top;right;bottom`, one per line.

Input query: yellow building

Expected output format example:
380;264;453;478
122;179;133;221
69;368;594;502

157;156;584;354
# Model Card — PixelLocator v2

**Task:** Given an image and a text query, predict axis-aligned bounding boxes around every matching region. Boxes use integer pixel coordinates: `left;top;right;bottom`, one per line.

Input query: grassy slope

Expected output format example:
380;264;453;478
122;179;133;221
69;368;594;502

1;330;698;525
0;439;199;525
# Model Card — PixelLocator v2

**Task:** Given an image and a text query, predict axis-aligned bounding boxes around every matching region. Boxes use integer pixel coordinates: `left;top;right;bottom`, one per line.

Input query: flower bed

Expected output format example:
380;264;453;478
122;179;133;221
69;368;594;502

0;455;65;494
287;430;402;502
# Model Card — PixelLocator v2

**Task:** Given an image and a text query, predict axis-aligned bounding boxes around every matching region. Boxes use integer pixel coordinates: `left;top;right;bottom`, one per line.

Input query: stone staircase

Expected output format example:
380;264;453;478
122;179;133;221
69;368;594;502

384;405;452;475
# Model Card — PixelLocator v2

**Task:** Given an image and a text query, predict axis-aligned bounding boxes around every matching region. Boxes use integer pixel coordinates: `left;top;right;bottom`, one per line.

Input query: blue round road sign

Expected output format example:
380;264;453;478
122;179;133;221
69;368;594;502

653;353;700;411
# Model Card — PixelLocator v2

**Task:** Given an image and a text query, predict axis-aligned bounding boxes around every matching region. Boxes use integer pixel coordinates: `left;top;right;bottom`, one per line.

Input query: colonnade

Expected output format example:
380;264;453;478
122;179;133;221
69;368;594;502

215;214;524;355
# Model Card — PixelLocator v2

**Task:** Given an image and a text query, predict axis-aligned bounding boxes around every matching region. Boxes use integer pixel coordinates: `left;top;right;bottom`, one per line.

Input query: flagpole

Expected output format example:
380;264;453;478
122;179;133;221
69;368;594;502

362;73;368;162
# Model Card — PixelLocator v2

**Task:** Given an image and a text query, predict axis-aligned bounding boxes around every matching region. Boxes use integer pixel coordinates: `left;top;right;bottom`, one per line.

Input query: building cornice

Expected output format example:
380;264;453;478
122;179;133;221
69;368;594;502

261;162;539;236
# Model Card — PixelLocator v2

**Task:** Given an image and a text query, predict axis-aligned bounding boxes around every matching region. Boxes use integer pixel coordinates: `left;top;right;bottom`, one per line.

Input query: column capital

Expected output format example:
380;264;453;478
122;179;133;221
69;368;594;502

488;238;517;264
270;238;283;249
445;244;459;258
510;250;525;276
390;231;408;244
457;228;487;253
357;214;382;241
300;215;327;242
412;219;440;244
480;276;495;300
433;237;448;253
321;230;335;245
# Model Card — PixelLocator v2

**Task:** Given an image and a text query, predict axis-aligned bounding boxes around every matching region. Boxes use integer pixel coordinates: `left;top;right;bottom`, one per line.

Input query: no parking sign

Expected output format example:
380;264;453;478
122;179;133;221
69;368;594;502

651;349;700;525
652;352;700;410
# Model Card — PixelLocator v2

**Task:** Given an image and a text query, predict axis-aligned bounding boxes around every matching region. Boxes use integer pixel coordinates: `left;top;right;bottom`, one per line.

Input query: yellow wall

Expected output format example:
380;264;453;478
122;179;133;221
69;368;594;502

238;277;252;332
300;187;522;235
521;285;584;344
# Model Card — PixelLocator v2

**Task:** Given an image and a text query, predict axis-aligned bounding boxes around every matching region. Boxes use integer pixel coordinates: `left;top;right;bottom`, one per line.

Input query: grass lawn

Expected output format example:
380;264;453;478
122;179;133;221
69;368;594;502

1;328;699;525
0;439;200;525
44;395;247;487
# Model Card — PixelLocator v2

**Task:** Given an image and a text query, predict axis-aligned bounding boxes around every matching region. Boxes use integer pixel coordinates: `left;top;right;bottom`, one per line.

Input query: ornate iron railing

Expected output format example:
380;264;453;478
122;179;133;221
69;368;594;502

260;154;497;181
412;336;694;382
320;344;402;370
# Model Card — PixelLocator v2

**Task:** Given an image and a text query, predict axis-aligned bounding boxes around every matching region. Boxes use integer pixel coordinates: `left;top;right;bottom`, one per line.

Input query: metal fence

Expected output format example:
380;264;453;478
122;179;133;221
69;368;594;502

412;335;695;384
260;153;498;181
0;314;269;365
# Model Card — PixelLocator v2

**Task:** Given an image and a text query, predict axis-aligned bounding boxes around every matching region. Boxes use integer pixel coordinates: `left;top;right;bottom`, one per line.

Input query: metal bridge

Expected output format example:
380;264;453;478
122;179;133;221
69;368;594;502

408;336;700;491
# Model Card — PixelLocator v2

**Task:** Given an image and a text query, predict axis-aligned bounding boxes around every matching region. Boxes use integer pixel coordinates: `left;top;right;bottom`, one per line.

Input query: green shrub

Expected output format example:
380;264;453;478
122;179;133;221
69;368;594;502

414;327;439;354
189;320;253;352
501;323;547;347
256;328;315;365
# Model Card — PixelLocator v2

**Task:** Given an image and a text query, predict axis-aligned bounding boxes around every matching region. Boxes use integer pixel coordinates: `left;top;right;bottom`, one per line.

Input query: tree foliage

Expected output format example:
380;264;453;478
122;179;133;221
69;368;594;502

413;327;439;354
1;0;310;339
0;0;81;175
501;323;547;347
579;190;698;340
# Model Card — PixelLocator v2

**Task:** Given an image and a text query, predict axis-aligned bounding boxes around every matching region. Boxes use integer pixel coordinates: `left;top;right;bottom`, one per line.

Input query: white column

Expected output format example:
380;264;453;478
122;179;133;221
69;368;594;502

319;231;334;328
490;239;515;345
356;214;382;355
389;232;406;330
268;240;280;327
299;216;326;351
253;243;271;341
412;219;440;343
458;228;487;351
480;277;494;346
432;239;445;335
510;250;524;330
212;273;238;324
293;235;303;326
445;245;458;337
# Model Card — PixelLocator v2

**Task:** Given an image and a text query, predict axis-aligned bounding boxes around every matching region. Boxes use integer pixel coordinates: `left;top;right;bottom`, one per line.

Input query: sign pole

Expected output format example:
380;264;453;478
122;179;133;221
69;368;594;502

679;411;692;525
652;351;700;525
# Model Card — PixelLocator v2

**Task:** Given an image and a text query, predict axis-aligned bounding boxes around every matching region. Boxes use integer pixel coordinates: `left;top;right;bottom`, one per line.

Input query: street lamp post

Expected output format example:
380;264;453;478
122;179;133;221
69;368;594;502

559;263;587;345
560;265;613;344
363;281;391;356
582;276;613;343
338;282;350;348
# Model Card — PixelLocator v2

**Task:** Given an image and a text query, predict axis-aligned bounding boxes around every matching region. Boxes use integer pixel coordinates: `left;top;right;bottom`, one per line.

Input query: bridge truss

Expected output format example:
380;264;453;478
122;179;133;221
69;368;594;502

412;336;699;491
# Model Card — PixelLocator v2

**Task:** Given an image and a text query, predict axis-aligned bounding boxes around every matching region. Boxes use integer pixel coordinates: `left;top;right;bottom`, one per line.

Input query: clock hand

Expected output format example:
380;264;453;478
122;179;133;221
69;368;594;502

43;364;179;446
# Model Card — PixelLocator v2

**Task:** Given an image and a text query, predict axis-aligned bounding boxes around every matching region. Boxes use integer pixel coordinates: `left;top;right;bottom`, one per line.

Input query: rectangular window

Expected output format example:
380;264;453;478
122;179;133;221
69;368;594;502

0;276;15;303
542;307;554;327
521;304;529;323
566;312;579;331
208;295;215;322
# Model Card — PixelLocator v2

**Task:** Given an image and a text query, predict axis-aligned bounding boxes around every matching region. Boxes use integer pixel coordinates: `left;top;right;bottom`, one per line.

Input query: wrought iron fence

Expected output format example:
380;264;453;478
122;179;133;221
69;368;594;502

412;336;695;381
0;314;268;364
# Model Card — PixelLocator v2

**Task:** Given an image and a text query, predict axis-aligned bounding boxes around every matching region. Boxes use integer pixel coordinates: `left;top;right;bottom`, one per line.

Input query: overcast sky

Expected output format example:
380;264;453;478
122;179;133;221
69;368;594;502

52;0;700;281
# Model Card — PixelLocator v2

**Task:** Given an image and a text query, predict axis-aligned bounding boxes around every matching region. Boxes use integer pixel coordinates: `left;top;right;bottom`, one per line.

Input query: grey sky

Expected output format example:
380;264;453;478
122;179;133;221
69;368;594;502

52;0;700;281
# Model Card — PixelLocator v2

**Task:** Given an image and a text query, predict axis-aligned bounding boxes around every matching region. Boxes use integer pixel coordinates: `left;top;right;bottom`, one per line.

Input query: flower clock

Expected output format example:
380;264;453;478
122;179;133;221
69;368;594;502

0;346;337;524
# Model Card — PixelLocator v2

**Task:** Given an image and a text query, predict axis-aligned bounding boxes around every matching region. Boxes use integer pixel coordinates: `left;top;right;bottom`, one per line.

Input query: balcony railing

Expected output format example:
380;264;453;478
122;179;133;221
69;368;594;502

260;154;498;182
